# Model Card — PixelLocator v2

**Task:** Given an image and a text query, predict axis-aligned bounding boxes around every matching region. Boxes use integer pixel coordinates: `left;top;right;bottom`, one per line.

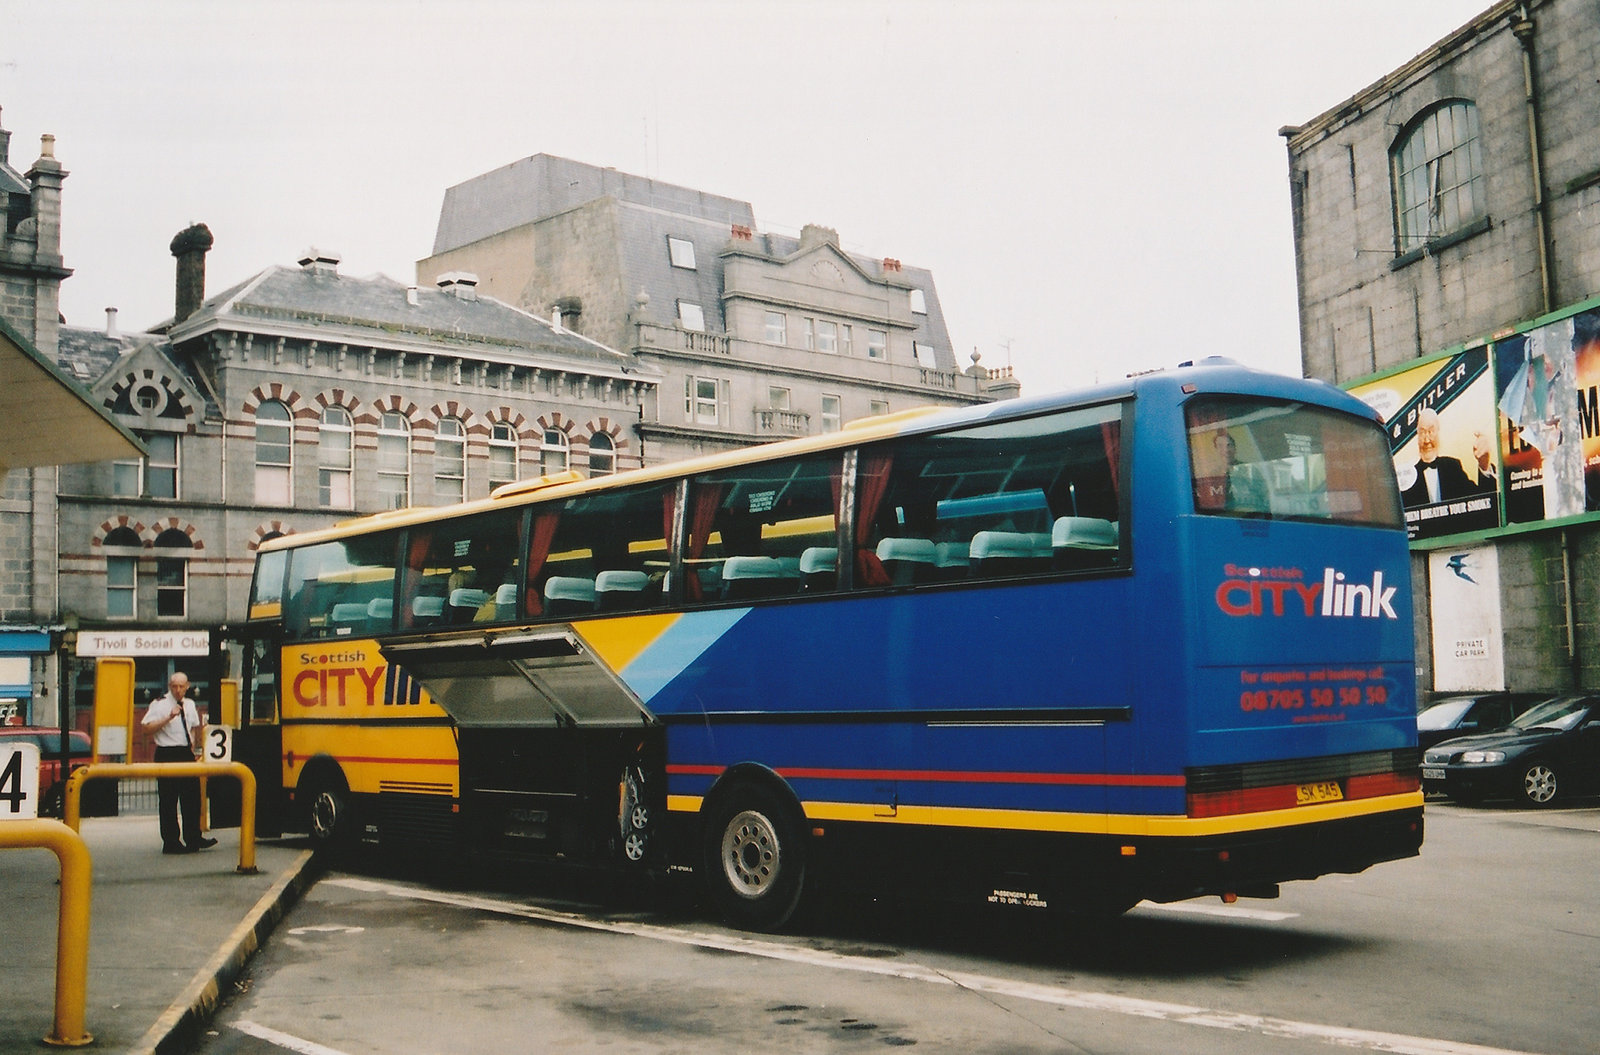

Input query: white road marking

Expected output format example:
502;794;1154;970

234;1020;354;1055
286;923;366;936
1136;900;1300;922
325;876;1543;1055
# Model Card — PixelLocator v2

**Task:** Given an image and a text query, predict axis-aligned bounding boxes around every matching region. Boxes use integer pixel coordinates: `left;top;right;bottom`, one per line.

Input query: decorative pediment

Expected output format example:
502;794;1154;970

93;341;202;427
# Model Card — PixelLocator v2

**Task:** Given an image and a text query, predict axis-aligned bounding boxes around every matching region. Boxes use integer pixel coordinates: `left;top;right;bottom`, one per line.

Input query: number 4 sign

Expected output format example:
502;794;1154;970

202;725;233;764
1;742;41;820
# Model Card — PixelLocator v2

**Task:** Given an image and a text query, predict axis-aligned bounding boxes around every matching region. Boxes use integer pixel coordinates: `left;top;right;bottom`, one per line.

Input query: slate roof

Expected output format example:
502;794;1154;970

430;154;959;372
432;154;755;256
170;264;650;378
55;326;137;383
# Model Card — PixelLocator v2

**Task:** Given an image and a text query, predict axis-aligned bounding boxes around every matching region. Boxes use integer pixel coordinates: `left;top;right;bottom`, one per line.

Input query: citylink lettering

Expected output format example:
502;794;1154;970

1215;566;1398;620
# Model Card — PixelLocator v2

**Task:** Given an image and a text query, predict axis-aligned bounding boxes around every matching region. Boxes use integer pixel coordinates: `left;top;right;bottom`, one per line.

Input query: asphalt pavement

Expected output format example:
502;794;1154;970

0;815;316;1055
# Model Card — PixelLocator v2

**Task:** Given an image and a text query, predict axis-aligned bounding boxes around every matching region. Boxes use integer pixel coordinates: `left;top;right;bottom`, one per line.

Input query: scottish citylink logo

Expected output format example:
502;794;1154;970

1215;564;1398;620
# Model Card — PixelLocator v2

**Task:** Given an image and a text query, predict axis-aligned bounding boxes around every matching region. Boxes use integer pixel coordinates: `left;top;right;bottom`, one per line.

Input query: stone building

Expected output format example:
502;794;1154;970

1;111;144;726
46;232;658;709
417;154;1019;464
1282;0;1600;695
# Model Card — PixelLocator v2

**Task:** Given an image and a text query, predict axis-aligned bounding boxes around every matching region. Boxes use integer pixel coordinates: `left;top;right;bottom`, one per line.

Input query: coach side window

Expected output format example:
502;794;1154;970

856;404;1125;587
683;453;842;602
400;508;524;629
525;483;677;618
283;532;402;640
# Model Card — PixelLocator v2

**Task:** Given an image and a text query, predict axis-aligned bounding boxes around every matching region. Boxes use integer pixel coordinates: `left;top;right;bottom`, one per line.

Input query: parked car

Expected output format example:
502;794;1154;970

1422;695;1600;806
1416;692;1547;751
0;726;93;817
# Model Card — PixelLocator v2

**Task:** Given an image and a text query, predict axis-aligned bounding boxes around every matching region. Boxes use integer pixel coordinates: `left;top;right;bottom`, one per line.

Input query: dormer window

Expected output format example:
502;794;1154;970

668;237;697;270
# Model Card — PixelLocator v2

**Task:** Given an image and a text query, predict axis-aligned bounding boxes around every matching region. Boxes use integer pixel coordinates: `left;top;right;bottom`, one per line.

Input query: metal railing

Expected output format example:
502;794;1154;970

0;820;94;1047
64;762;259;875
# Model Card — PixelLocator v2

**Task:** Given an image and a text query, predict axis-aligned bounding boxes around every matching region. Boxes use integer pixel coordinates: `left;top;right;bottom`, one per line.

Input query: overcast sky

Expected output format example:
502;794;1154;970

4;0;1491;396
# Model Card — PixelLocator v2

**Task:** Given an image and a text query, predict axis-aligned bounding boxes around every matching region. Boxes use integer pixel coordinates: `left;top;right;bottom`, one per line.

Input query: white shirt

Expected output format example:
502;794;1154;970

142;694;201;749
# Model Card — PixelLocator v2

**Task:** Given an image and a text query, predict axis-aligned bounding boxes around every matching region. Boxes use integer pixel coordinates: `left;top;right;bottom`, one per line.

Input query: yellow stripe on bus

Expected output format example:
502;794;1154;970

666;792;1422;838
575;614;681;674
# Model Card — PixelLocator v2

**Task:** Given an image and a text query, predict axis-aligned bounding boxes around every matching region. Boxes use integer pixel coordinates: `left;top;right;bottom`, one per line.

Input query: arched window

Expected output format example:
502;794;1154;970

1392;100;1485;252
104;526;141;619
541;427;569;476
435;417;466;503
255;400;294;504
377;411;411;510
318;406;354;509
154;528;193;619
489;422;518;490
588;432;615;477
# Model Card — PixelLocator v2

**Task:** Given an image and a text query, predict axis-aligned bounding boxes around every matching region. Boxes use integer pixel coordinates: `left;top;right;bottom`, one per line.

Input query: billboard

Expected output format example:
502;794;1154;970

1349;345;1499;541
1346;300;1600;542
1494;307;1600;523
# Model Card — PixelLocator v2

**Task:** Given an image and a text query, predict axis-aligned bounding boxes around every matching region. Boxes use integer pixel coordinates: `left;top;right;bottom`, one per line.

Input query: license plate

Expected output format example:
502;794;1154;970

1295;781;1344;805
1422;767;1445;781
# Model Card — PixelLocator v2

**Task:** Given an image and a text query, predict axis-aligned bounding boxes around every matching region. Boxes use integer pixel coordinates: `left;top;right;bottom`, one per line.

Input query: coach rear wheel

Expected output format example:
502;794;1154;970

702;782;807;931
1520;762;1559;807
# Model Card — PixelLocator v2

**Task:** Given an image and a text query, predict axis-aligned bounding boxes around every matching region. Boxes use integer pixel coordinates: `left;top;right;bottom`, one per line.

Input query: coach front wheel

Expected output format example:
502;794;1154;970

303;769;357;849
702;782;807;931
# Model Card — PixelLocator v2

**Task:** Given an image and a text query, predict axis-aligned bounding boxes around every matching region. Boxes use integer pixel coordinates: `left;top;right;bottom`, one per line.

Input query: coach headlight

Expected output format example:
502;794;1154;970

1461;750;1505;764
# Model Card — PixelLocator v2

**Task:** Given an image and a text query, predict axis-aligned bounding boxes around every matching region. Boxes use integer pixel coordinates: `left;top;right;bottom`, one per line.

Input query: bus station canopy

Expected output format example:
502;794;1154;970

0;314;143;472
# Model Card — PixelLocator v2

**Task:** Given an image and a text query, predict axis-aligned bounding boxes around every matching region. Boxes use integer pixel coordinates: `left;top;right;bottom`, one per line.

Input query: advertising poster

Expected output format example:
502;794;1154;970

1493;308;1600;523
1349;345;1499;541
1428;545;1504;692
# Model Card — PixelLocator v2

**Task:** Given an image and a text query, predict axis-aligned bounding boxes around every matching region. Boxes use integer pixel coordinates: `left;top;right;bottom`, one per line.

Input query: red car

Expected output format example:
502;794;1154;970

0;726;94;817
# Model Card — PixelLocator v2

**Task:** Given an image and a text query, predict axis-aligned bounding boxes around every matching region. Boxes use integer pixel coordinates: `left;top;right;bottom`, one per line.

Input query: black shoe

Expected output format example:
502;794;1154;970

164;844;197;855
192;837;218;850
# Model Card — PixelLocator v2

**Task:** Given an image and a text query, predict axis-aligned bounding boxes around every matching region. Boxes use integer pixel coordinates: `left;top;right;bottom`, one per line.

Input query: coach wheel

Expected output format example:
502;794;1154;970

1520;762;1559;807
618;767;652;865
702;781;807;931
304;770;356;847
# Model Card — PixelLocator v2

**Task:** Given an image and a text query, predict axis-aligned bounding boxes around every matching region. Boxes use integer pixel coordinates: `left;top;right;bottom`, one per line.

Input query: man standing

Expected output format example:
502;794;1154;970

141;672;216;854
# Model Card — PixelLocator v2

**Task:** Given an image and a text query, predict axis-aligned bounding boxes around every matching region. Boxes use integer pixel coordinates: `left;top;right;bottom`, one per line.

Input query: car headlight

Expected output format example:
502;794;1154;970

1461;750;1505;764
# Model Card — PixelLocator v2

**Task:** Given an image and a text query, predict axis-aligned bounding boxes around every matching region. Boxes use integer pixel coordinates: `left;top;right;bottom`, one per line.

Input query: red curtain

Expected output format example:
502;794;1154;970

522;511;561;617
854;450;894;587
683;484;724;601
1100;420;1121;502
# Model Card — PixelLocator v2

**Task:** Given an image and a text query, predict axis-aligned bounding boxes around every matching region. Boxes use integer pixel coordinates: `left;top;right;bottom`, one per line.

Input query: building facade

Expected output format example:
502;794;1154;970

417;155;1019;464
1283;0;1600;695
47;235;658;711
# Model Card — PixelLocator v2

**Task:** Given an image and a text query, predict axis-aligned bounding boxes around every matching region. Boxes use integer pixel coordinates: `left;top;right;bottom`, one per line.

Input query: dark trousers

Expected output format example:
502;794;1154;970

154;744;201;849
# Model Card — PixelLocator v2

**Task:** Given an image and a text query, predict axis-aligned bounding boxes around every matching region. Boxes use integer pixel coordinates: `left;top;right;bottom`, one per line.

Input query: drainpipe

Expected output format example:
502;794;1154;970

1561;531;1580;688
1513;8;1553;314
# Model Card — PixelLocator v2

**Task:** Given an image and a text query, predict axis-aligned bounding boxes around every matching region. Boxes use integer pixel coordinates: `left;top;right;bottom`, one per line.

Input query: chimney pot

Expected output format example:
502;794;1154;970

436;272;479;300
298;248;342;273
169;223;214;324
105;307;119;338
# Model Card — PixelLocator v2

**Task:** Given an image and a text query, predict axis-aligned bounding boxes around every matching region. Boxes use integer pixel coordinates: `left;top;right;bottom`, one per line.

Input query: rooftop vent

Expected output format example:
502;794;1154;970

298;248;342;273
436;271;479;301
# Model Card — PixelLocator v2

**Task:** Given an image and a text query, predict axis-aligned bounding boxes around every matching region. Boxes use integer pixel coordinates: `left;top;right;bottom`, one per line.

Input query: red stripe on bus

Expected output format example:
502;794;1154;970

666;763;1183;788
287;756;458;766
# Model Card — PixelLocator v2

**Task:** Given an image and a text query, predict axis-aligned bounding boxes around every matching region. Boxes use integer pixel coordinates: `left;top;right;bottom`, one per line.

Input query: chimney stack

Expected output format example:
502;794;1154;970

105;307;118;338
169;223;214;324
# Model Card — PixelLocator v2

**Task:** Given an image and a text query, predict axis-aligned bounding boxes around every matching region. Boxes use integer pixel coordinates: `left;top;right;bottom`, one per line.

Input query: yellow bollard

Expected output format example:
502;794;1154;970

0;819;94;1047
64;762;259;874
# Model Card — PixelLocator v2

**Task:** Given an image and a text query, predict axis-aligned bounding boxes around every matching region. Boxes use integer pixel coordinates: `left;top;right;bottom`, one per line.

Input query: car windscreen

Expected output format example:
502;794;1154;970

1508;697;1593;732
1417;700;1474;731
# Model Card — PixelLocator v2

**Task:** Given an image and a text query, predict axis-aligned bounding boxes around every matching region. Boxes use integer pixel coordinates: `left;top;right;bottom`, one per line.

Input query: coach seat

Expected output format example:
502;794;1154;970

595;569;652;611
544;576;597;616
